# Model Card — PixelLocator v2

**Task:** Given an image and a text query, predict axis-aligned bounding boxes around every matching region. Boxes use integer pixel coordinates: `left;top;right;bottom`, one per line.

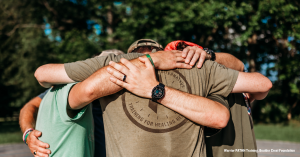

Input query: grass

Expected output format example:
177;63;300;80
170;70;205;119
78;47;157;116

254;120;300;143
0;121;23;144
1;120;300;144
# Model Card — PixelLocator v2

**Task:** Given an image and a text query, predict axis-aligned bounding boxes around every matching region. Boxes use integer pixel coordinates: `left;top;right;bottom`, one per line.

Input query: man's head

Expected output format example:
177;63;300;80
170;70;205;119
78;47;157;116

127;39;163;54
92;49;125;58
99;49;124;56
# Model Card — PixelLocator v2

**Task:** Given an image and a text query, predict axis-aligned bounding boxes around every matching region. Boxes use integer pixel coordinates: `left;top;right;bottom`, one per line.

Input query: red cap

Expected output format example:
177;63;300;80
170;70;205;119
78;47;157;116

164;40;203;51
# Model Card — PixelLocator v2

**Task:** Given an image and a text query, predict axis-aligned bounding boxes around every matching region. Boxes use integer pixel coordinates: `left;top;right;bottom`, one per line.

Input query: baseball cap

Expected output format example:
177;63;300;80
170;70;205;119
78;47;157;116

127;39;163;53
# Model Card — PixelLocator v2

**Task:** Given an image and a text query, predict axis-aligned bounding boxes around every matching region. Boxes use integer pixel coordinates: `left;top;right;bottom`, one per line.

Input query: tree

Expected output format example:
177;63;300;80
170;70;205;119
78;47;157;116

0;0;299;122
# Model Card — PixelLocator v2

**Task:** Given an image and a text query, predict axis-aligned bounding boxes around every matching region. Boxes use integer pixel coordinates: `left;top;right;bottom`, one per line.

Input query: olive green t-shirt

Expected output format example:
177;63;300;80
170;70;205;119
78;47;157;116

205;93;257;157
35;83;94;157
64;53;239;157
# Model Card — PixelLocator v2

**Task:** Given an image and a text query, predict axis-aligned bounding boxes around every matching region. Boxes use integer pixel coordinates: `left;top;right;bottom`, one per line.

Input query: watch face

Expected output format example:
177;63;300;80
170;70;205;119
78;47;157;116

122;70;192;133
153;86;164;99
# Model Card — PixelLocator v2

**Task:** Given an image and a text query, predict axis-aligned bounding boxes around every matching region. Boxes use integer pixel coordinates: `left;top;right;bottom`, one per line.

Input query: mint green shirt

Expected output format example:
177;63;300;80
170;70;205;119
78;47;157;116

35;83;94;157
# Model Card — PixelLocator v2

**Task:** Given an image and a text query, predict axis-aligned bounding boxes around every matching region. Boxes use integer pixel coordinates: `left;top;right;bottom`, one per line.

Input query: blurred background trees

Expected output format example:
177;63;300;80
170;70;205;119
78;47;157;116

0;0;299;123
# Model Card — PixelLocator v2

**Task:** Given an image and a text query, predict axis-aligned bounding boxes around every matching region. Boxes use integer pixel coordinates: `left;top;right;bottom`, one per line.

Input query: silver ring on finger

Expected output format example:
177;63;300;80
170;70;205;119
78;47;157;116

122;75;126;82
33;151;37;155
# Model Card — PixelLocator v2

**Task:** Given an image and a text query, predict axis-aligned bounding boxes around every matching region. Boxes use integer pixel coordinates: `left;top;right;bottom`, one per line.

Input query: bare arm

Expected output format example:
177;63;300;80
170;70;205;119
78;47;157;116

20;97;41;133
34;50;202;88
35;64;74;88
231;72;272;99
182;47;270;100
68;51;192;109
215;53;244;72
19;97;51;156
68;65;123;109
107;58;230;129
158;88;229;129
182;46;244;71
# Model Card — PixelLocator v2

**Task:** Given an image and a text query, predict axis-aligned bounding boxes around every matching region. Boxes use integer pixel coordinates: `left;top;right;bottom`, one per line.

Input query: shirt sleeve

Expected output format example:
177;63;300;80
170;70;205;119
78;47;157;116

205;61;239;97
52;83;89;123
207;94;229;110
64;53;144;82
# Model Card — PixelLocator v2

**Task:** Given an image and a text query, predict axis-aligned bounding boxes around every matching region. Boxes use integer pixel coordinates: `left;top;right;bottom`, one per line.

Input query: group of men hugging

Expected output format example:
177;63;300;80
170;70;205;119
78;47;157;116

19;39;272;157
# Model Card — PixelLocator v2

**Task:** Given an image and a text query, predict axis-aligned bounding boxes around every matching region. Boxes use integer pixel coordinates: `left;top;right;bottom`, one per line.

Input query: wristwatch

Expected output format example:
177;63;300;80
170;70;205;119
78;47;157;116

204;48;216;61
151;83;165;102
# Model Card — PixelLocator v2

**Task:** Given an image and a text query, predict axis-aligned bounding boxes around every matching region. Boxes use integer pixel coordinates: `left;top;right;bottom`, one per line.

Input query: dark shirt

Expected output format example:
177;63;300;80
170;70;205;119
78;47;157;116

92;100;106;157
38;89;50;99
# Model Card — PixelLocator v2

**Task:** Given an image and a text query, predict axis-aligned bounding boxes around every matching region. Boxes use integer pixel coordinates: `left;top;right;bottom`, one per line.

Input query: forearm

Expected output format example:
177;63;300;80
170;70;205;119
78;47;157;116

35;64;74;88
68;58;146;109
19;98;41;133
232;72;272;94
215;53;244;72
158;87;229;129
248;92;268;102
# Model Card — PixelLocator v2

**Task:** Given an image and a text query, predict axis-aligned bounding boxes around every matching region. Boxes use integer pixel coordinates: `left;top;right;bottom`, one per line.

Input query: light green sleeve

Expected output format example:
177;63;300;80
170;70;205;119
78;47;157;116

64;53;144;82
205;60;239;97
52;83;88;123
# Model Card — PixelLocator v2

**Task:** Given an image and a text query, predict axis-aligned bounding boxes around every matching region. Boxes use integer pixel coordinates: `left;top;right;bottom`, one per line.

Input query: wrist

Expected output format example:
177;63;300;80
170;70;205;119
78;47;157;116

149;53;159;68
23;128;34;145
204;48;216;61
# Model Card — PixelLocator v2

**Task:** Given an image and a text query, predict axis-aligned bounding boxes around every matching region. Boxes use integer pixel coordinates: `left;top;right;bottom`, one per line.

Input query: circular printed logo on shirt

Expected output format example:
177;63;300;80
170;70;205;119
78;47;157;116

122;70;191;133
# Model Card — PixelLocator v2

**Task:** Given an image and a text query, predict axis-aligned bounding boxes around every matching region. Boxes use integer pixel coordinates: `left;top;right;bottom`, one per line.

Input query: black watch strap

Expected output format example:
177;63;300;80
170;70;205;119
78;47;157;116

204;48;216;61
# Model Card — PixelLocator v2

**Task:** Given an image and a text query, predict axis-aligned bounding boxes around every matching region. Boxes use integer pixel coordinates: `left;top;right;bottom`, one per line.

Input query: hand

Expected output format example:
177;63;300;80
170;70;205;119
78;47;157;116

150;50;192;70
27;130;51;157
107;58;159;99
182;46;208;68
244;93;255;103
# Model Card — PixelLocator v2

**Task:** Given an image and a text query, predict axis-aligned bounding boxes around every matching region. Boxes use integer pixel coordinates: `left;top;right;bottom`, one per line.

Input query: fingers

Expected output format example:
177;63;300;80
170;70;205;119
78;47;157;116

34;138;49;148
35;151;49;157
29;131;49;148
171;50;183;57
107;67;125;81
182;47;190;58
140;57;154;69
33;130;42;137
36;145;51;155
189;49;200;66
110;77;130;89
185;48;195;64
109;61;129;75
197;50;207;68
176;57;185;62
120;58;137;70
176;63;192;69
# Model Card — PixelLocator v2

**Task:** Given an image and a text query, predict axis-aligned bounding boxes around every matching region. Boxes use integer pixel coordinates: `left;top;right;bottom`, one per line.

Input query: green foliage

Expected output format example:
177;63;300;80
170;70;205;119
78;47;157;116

254;121;300;143
0;0;299;123
0;121;23;144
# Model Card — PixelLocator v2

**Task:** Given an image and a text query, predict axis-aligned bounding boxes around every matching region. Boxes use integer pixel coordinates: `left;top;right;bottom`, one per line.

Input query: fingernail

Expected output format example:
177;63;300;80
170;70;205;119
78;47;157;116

109;61;113;65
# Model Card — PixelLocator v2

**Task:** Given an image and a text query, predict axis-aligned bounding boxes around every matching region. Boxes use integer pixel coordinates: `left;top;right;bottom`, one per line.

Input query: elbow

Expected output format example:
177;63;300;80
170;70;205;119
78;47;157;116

35;65;51;88
34;66;46;84
237;60;245;72
209;109;229;129
261;78;273;93
266;79;273;92
216;110;230;129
